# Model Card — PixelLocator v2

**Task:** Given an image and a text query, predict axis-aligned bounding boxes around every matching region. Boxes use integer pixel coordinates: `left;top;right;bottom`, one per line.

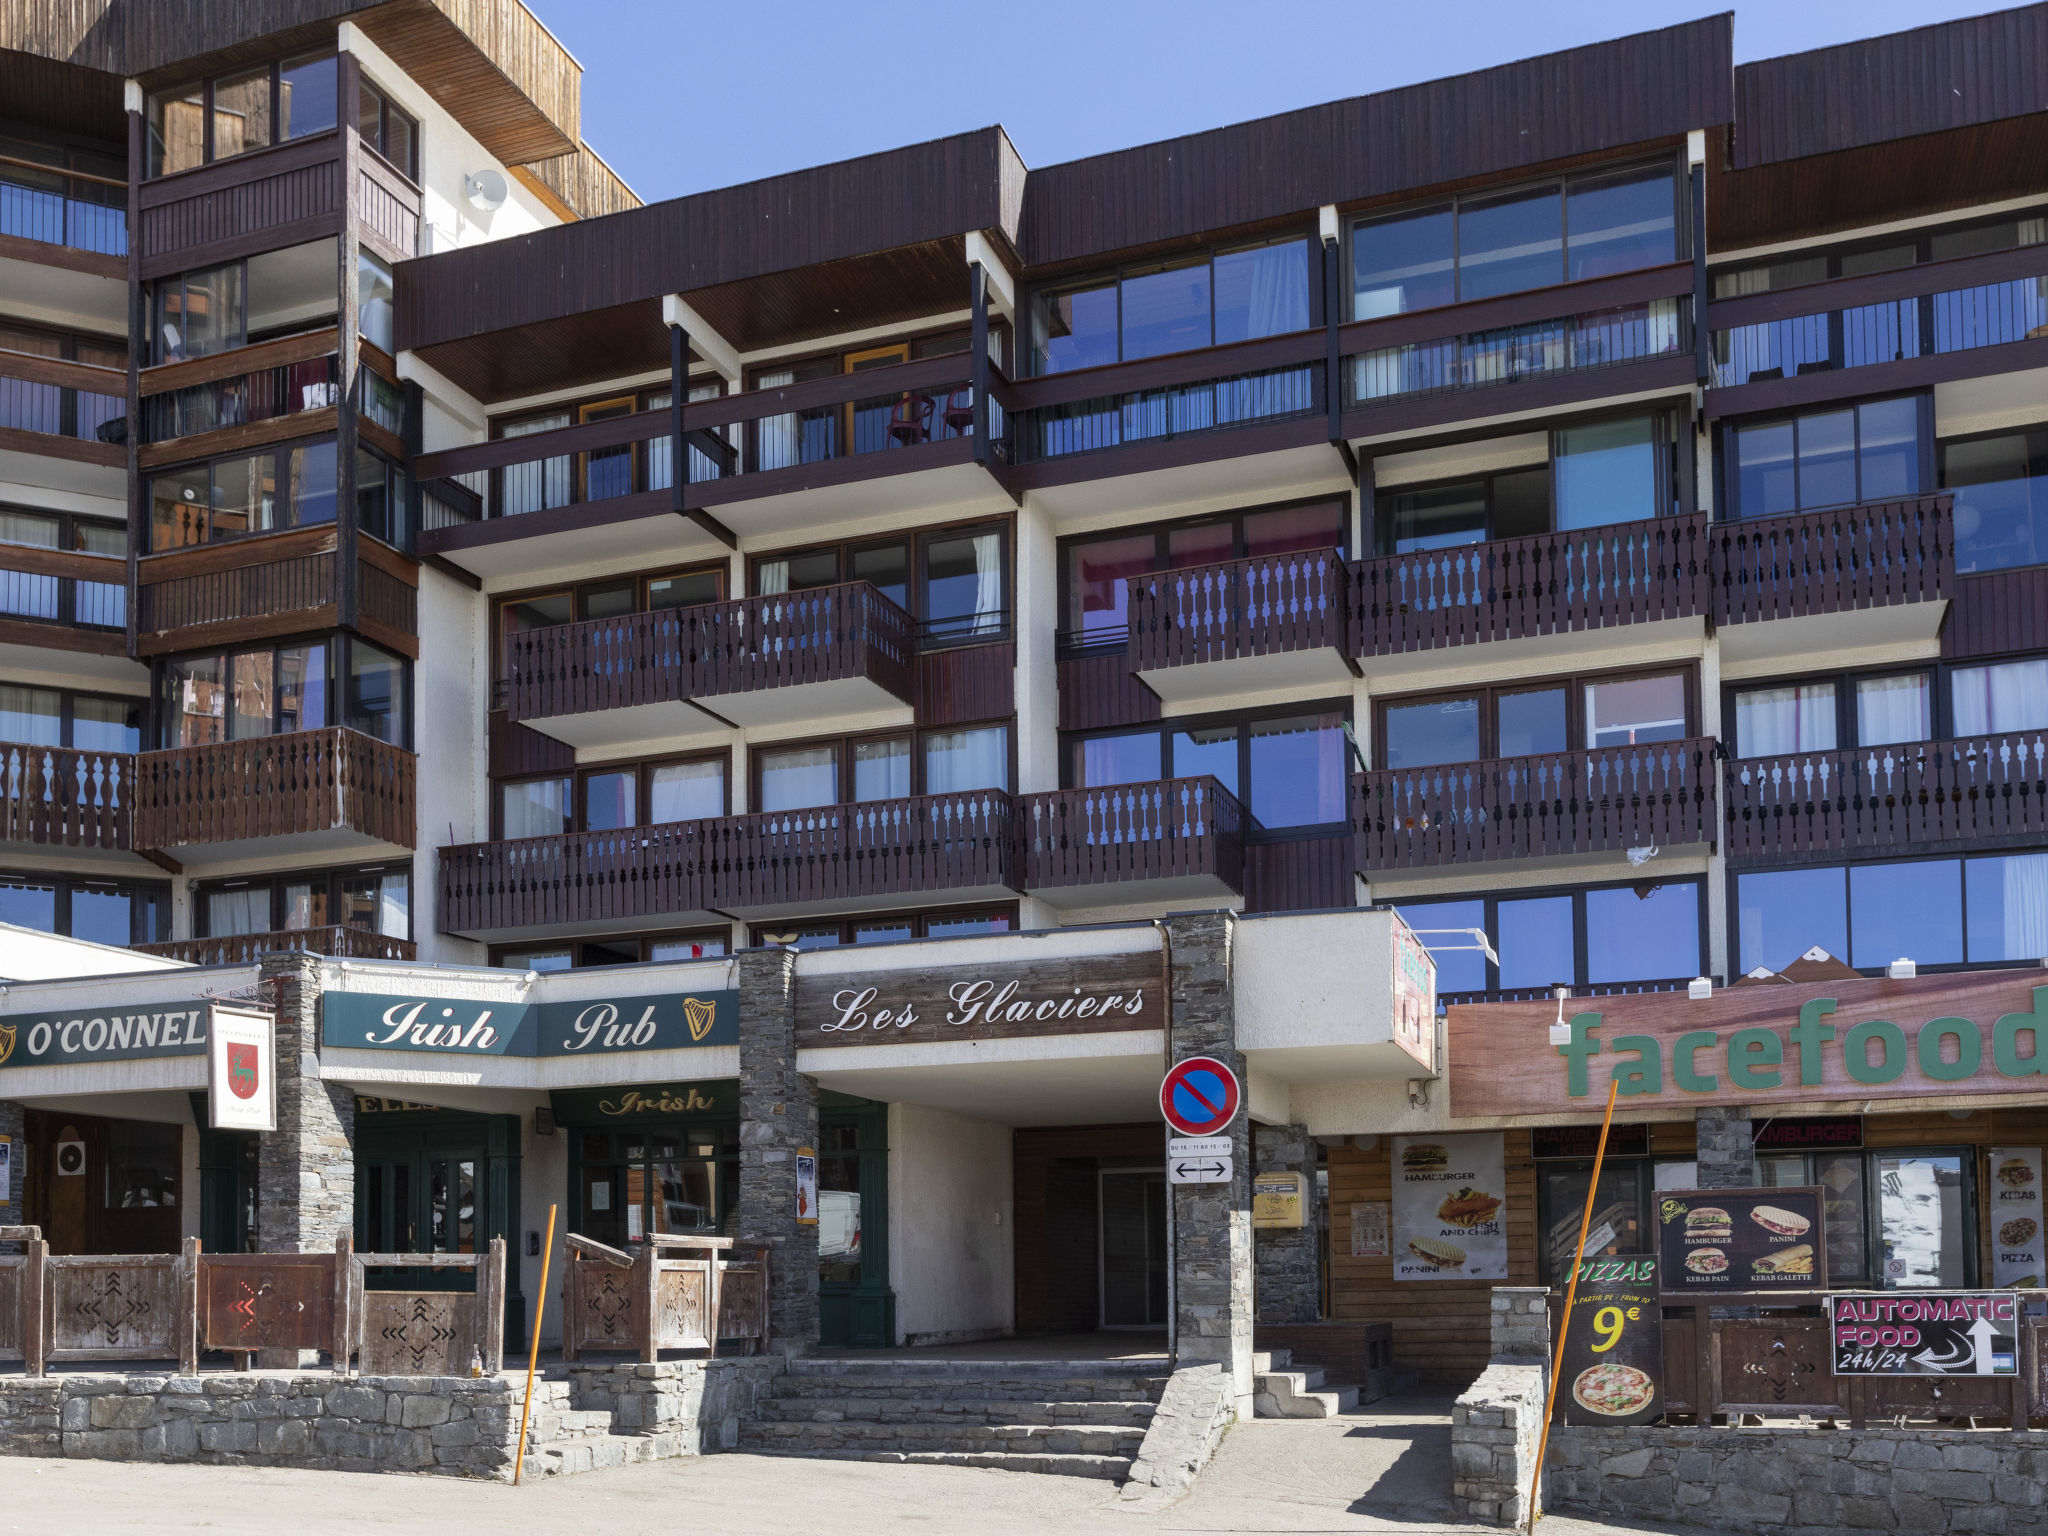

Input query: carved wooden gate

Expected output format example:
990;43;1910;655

197;1236;351;1365
45;1241;196;1367
347;1241;506;1376
559;1233;771;1362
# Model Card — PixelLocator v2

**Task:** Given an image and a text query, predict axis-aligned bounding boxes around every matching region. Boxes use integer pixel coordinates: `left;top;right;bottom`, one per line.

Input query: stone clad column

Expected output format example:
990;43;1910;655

257;953;355;1251
1694;1106;1755;1189
1252;1122;1318;1323
1165;912;1253;1406
736;946;819;1354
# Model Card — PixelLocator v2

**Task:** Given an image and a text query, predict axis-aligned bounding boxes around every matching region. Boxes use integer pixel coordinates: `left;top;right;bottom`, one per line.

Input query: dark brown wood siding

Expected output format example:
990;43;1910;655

1943;569;2048;659
917;642;1014;727
1243;835;1354;915
488;710;575;778
1056;652;1160;733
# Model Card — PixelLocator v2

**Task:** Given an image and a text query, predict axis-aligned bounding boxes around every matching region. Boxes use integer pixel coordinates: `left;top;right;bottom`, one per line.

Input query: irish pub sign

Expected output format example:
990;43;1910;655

1450;973;2048;1118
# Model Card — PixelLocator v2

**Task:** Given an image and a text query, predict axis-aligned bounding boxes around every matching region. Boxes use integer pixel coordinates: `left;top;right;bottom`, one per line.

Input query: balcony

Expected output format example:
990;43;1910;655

0;349;125;468
1724;732;2048;865
0;742;131;855
1019;776;1246;909
0;151;126;273
137;330;339;457
132;728;416;863
0;543;127;664
416;354;1010;581
504;582;915;747
1709;494;1952;663
438;789;1018;940
135;527;418;657
1126;550;1355;706
135;927;417;965
1353;514;1709;678
1352;739;1717;875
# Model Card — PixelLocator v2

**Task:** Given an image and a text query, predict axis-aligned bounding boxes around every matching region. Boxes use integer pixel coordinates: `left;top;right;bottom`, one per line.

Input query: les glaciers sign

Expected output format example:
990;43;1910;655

1450;973;2048;1118
323;990;737;1058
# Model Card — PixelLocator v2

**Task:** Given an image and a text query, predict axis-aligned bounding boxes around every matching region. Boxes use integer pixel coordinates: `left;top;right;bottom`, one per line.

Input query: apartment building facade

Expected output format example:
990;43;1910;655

4;2;2048;1370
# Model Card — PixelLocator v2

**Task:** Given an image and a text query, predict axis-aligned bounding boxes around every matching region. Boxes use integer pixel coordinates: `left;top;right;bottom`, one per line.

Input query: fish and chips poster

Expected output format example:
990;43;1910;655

1391;1132;1508;1281
1988;1147;2044;1289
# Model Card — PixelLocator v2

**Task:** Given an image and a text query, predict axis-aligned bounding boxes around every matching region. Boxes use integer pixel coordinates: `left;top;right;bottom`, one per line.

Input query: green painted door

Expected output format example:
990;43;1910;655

818;1094;895;1348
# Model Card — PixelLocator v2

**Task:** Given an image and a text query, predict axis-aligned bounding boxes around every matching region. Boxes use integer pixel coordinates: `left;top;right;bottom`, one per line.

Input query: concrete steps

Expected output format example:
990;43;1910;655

738;1359;1166;1480
1252;1347;1362;1419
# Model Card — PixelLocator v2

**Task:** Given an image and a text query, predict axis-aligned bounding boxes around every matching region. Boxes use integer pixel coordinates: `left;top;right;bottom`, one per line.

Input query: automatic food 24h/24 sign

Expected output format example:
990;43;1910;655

1829;1292;2020;1376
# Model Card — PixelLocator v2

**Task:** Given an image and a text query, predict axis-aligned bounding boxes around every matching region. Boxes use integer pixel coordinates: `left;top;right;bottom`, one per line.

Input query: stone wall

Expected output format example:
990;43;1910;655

1252;1123;1317;1324
565;1358;783;1452
1694;1106;1755;1188
1119;1360;1236;1509
735;946;820;1352
1547;1423;2048;1536
1450;1286;1552;1526
258;954;355;1252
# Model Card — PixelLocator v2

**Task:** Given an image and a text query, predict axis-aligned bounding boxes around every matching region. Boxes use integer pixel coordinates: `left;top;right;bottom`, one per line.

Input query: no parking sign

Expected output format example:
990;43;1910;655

1160;1056;1241;1137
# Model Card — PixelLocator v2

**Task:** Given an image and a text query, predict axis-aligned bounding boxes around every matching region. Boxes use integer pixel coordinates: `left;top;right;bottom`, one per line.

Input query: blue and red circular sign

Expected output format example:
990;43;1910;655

1160;1056;1242;1137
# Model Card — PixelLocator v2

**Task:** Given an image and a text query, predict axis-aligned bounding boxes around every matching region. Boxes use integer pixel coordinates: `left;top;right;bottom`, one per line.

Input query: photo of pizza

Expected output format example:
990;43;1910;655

2000;1217;2039;1248
1436;1188;1503;1229
1685;1247;1728;1275
1572;1363;1656;1418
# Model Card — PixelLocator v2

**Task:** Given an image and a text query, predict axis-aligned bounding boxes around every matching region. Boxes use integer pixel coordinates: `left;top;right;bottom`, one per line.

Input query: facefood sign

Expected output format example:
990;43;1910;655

1448;974;2048;1118
322;990;738;1058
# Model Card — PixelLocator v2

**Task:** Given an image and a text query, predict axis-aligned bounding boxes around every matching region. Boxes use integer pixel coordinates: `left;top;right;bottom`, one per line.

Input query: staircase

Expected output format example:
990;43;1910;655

1253;1347;1358;1418
739;1358;1170;1479
518;1377;690;1477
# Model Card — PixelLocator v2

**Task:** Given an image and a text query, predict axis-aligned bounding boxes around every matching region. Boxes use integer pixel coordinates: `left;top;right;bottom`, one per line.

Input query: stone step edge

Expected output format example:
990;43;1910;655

742;1446;1132;1479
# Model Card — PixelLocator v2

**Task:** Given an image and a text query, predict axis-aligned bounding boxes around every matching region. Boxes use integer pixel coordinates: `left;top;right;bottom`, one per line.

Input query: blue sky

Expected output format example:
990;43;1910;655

529;1;2005;204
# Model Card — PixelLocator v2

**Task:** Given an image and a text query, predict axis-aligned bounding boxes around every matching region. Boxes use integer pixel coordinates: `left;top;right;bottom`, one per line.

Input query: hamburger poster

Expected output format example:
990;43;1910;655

1655;1187;1826;1293
1391;1133;1508;1281
1987;1146;2044;1289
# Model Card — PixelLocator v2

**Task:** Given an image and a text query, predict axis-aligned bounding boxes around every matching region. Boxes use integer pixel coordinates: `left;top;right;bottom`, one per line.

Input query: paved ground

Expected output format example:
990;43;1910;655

0;1390;1695;1536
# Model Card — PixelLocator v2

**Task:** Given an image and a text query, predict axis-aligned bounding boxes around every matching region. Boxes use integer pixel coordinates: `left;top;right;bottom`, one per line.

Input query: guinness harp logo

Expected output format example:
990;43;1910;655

683;997;718;1044
0;1022;13;1066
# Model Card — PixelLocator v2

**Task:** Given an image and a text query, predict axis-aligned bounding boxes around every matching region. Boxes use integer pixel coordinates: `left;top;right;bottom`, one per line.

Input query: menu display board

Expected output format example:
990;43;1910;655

1560;1255;1664;1426
1828;1292;2020;1375
1987;1147;2045;1289
1656;1187;1827;1295
1392;1133;1508;1281
1350;1201;1390;1258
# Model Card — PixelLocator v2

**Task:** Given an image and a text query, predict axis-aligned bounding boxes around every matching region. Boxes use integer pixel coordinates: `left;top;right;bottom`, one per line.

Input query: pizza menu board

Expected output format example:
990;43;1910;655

1655;1186;1826;1294
1391;1132;1508;1281
1987;1147;2045;1289
1560;1255;1664;1427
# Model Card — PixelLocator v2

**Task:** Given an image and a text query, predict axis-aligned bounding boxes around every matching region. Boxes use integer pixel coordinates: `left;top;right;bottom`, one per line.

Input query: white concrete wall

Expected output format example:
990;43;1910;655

413;563;488;963
887;1102;1014;1345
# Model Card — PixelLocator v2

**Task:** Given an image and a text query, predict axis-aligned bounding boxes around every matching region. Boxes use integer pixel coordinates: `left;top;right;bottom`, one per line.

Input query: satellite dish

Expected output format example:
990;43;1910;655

465;169;508;214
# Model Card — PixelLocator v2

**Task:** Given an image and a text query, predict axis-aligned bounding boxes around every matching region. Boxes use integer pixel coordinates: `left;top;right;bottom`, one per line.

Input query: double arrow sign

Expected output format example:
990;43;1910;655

1168;1136;1233;1185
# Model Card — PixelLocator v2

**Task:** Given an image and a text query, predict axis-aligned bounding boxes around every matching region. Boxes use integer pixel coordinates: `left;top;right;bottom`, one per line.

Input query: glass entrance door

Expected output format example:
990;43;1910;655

1100;1169;1168;1328
359;1153;478;1256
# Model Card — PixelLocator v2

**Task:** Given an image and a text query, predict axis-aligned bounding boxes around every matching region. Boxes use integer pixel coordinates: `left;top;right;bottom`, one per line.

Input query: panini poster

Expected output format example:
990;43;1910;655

1392;1132;1507;1281
1987;1147;2044;1289
1560;1255;1664;1427
1656;1186;1827;1294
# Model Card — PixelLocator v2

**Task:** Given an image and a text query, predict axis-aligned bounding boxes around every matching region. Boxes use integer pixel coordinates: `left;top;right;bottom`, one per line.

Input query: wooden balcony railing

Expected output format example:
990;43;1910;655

1724;732;2048;863
0;150;127;258
135;527;418;655
1354;514;1709;659
0;545;127;641
503;581;914;724
133;728;415;851
1127;549;1350;672
1353;738;1717;872
0;348;125;465
0;742;130;850
1019;776;1246;894
135;928;417;965
1710;494;1953;626
438;790;1016;934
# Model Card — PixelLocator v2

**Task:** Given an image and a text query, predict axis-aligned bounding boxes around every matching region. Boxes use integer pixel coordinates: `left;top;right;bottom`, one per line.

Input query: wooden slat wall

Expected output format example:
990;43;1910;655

487;708;573;778
917;642;1013;728
137;137;342;267
512;143;640;221
1057;651;1159;733
1944;569;2048;658
1244;835;1352;914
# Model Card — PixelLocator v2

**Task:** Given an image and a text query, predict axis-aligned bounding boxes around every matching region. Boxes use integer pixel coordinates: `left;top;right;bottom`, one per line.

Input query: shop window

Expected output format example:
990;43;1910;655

1760;1148;1974;1288
106;1122;178;1211
577;1125;738;1247
1392;879;1703;999
1728;397;1926;520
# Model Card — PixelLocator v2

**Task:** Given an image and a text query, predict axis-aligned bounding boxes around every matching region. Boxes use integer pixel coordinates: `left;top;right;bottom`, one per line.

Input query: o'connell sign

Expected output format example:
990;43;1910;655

0;999;217;1068
1450;974;2048;1118
794;951;1164;1047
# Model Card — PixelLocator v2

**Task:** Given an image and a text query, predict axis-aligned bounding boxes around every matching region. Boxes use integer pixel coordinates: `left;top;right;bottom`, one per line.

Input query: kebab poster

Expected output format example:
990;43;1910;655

1560;1255;1664;1427
1656;1186;1826;1294
1987;1147;2044;1289
1391;1132;1508;1281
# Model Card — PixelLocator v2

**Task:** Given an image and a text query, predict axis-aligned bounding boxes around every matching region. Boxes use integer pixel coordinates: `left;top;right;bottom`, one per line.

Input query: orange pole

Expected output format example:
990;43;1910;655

512;1202;557;1486
1525;1076;1620;1532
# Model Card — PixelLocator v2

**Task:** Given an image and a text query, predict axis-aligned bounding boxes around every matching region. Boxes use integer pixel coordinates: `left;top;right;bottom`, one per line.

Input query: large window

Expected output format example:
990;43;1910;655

1728;656;2048;757
356;76;417;181
1351;161;1678;318
494;565;727;677
497;752;728;840
148;441;337;549
196;862;411;941
755;724;1009;813
749;907;1016;949
1031;237;1312;375
1944;426;2048;574
1392;879;1704;998
1760;1147;1974;1289
1726;396;1927;520
1378;671;1690;769
754;523;1007;644
1061;498;1346;645
1713;211;2048;299
1067;706;1348;830
0;507;126;628
1952;657;2048;736
0;321;126;442
1736;849;2048;974
0;683;140;752
152;239;340;365
0;874;169;947
576;1122;737;1248
497;930;729;971
159;634;408;748
148;53;338;177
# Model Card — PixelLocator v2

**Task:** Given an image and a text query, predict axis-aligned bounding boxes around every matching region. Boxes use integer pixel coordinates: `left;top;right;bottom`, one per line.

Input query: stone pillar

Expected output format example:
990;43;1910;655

1452;1285;1553;1526
256;953;354;1252
1165;912;1253;1407
1694;1106;1755;1189
1252;1122;1318;1324
735;946;818;1354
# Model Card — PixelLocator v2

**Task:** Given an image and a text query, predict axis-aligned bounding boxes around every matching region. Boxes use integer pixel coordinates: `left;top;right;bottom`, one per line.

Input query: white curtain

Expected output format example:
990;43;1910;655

1737;684;1836;756
2002;853;2048;960
206;888;268;938
755;370;798;472
649;759;725;823
756;560;789;596
645;391;672;492
1246;240;1311;339
1954;659;2048;736
1856;675;1929;745
500;413;569;517
925;725;1009;793
972;532;1003;635
378;873;410;939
